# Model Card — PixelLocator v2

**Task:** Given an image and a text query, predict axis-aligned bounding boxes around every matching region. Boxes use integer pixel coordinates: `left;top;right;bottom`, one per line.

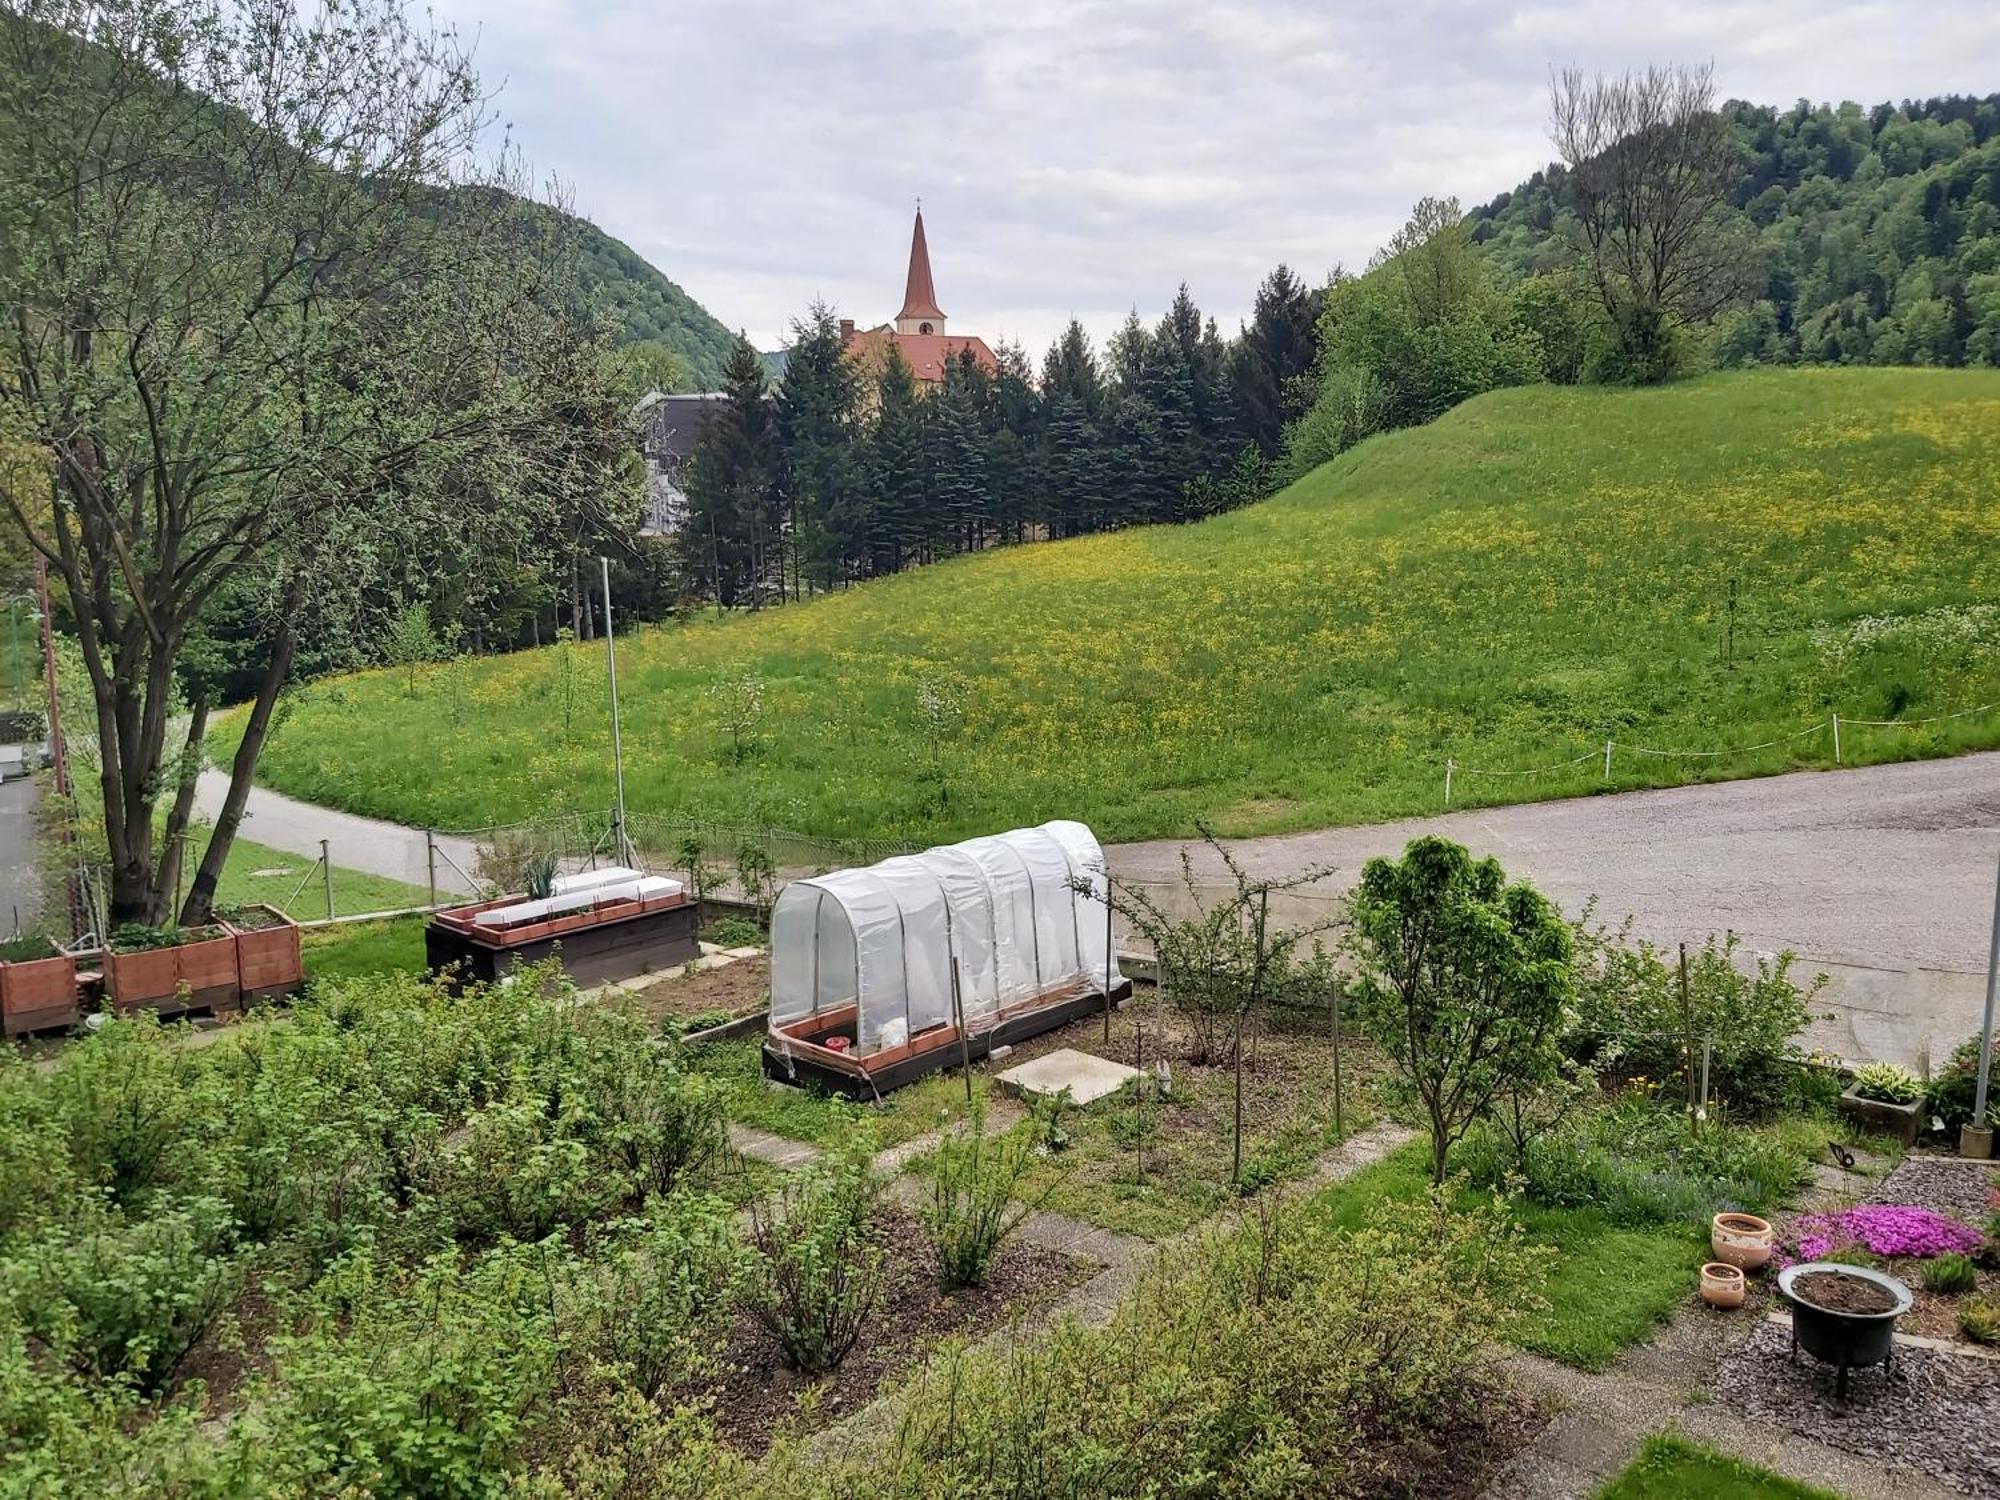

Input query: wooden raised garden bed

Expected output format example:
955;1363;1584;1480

106;926;241;1018
0;945;79;1036
425;868;698;988
222;904;304;1006
763;976;1132;1099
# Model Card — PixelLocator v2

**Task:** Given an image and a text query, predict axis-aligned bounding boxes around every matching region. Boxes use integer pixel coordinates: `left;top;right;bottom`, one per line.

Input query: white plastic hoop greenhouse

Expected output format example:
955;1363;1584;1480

763;820;1130;1096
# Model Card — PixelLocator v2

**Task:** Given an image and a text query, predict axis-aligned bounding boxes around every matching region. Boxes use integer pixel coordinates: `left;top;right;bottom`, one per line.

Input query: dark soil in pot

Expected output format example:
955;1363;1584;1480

1794;1270;1899;1315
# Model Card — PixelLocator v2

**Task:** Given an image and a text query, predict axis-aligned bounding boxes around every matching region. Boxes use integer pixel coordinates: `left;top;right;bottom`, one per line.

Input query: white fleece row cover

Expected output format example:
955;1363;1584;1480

768;820;1123;1054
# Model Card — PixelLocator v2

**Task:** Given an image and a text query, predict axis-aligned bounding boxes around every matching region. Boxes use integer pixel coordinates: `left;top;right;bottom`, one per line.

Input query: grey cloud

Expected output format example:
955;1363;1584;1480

440;0;2000;357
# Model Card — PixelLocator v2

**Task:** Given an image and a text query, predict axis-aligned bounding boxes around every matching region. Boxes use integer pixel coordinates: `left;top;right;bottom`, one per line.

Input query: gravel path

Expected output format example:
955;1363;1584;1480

1869;1157;2000;1225
1713;1321;2000;1498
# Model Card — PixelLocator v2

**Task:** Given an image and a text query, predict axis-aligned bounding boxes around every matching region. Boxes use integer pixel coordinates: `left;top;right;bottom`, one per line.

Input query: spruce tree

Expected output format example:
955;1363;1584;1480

930;350;993;552
867;350;930;572
1231;264;1323;454
774;302;862;592
681;337;775;606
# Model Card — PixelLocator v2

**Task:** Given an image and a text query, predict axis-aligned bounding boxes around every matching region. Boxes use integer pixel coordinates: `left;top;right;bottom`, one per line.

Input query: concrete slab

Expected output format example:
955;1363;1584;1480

995;1047;1139;1107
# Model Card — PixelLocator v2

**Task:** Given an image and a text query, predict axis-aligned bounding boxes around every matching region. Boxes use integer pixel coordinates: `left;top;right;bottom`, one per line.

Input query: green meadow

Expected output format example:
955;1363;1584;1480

247;368;2000;844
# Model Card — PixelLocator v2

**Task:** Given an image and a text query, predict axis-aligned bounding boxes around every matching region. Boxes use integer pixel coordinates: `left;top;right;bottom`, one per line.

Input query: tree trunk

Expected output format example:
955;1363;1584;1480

182;618;300;924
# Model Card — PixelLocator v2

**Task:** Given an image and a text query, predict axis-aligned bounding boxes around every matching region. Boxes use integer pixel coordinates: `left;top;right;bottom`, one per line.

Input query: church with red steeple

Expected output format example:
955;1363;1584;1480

840;206;998;385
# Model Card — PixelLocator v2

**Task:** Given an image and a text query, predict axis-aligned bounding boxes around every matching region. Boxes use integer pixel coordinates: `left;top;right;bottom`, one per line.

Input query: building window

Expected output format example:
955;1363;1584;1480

919;321;933;335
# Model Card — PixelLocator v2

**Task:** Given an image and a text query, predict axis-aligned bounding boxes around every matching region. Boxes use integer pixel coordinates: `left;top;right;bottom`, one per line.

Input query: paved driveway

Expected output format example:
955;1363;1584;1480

1109;752;2000;1068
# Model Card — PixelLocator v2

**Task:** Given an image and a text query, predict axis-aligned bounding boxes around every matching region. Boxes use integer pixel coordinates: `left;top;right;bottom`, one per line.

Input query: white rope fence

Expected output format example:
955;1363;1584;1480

1441;701;2000;807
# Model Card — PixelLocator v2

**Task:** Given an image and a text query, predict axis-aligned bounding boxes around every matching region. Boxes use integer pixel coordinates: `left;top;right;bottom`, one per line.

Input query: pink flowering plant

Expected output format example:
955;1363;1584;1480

1779;1204;1984;1267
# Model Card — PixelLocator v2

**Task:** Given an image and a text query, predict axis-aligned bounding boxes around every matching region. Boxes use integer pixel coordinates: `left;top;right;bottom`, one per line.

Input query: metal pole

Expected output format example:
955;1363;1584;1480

1973;850;1999;1130
600;557;632;868
1832;713;1842;765
1444;758;1454;807
1331;975;1345;1139
1102;869;1114;1045
1699;1033;1713;1121
320;839;335;921
426;829;437;909
1603;739;1614;781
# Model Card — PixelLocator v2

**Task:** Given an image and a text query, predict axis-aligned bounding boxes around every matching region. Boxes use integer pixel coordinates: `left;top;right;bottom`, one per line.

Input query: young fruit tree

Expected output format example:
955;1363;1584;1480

1348;836;1574;1184
0;0;634;925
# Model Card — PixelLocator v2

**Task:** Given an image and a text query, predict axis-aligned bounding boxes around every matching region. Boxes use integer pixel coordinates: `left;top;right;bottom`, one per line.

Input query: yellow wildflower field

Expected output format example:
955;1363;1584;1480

251;368;2000;843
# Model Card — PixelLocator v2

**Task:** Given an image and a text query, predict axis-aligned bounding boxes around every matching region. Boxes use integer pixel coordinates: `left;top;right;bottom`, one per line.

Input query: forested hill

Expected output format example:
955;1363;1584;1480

453;191;738;390
1472;94;2000;367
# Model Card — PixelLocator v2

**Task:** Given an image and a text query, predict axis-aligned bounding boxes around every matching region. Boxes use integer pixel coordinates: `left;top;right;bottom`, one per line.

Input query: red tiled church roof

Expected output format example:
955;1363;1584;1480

897;207;946;323
844;326;996;382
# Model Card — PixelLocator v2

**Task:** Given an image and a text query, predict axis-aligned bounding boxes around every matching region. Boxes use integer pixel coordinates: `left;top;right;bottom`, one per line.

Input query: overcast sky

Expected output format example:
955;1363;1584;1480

437;1;2000;359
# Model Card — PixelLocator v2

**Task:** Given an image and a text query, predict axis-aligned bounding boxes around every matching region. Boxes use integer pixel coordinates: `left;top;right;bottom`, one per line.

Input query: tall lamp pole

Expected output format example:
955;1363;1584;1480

599;557;634;868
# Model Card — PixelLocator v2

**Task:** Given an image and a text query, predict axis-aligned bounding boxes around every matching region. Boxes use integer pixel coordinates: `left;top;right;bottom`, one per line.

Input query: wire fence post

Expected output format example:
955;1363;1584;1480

426;829;438;908
320;839;335;922
1443;758;1455;807
1602;739;1614;781
1831;713;1842;765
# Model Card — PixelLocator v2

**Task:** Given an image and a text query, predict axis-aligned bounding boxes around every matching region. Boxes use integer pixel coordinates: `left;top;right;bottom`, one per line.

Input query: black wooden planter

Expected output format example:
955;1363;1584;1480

426;894;700;989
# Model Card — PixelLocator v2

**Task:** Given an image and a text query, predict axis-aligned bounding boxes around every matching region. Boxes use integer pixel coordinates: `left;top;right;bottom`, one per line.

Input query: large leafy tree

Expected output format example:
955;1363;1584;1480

1348;837;1574;1185
0;0;628;924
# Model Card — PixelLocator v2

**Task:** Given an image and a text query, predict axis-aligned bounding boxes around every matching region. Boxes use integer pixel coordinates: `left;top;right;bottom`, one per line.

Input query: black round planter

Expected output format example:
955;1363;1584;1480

1778;1262;1912;1399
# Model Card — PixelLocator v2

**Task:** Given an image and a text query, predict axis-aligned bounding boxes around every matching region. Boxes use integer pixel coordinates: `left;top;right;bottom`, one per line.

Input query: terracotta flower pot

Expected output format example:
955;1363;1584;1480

1700;1262;1746;1309
1711;1211;1775;1270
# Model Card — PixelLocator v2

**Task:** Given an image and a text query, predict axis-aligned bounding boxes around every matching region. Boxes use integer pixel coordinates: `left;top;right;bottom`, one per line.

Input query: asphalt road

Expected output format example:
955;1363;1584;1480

0;759;39;936
1108;750;2000;974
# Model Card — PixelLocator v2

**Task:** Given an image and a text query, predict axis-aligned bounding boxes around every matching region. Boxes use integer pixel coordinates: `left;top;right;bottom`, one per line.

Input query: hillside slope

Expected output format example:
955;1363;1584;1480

253;368;2000;842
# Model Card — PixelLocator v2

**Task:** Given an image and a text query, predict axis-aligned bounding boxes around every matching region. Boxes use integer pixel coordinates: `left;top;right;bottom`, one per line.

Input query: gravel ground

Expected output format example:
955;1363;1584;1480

1713;1321;2000;1498
1869;1156;2000;1225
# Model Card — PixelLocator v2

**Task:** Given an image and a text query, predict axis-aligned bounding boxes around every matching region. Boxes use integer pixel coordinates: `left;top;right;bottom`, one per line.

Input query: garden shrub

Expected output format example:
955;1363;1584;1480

46;1014;197;1205
564;1197;744;1399
918;1100;1040;1290
816;1190;1533;1497
740;1149;882;1375
1567;922;1824;1115
1454;1095;1809;1226
1961;1295;2000;1345
433;1095;609;1244
6;1194;245;1394
701;914;763;949
1927;1035;1995;1132
236;1245;562;1499
576;1027;726;1202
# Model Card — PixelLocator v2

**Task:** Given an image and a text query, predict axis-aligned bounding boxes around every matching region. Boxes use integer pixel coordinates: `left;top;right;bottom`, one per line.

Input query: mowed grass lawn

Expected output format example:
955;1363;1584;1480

248;368;2000;844
1596;1434;1851;1500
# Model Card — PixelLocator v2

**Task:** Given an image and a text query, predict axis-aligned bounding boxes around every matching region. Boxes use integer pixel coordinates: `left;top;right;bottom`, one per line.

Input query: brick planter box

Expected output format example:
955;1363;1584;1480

0;951;79;1036
1837;1083;1924;1147
426;888;699;989
106;926;241;1018
223;904;304;1006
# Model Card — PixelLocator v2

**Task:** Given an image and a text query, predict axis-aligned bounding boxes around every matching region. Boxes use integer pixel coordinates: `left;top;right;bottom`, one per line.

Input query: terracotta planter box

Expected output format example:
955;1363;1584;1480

223;905;304;1006
106;927;241;1018
1837;1084;1923;1147
0;952;79;1036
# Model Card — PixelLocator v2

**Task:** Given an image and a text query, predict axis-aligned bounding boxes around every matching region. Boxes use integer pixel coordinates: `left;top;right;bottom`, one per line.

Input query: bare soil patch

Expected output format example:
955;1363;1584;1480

1793;1270;1898;1315
702;1205;1096;1455
626;954;770;1027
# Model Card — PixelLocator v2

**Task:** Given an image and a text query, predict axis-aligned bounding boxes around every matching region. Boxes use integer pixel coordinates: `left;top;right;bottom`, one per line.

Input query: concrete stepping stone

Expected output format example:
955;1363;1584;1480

994;1047;1139;1107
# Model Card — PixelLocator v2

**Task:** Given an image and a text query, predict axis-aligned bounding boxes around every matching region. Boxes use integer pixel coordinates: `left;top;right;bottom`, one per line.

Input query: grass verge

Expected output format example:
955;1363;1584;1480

1596;1432;1850;1499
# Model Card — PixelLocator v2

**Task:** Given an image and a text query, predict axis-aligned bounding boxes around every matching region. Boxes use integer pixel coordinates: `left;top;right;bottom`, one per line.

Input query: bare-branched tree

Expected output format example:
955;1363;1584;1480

1548;61;1756;379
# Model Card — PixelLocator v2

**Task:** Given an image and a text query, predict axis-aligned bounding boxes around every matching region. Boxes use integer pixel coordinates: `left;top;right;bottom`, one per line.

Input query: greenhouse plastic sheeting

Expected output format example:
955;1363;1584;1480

769;820;1123;1053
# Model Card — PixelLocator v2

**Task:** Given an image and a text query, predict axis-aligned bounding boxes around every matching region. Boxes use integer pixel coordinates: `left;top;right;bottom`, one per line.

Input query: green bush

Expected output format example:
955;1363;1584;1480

739;1150;882;1375
1568;924;1824;1115
1927;1035;1994;1132
563;1198;743;1399
809;1190;1533;1497
46;1014;196;1205
6;1195;245;1394
701;914;763;949
917;1101;1040;1290
1850;1062;1924;1106
1924;1253;1979;1295
1455;1096;1809;1227
434;1096;609;1244
579;1030;725;1202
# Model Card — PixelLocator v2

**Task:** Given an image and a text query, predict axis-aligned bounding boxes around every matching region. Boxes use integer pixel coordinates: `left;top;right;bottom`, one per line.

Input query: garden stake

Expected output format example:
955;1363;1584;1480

1679;943;1699;1138
1330;976;1345;1139
952;959;973;1108
1103;870;1114;1046
1134;1011;1145;1186
321;838;335;921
